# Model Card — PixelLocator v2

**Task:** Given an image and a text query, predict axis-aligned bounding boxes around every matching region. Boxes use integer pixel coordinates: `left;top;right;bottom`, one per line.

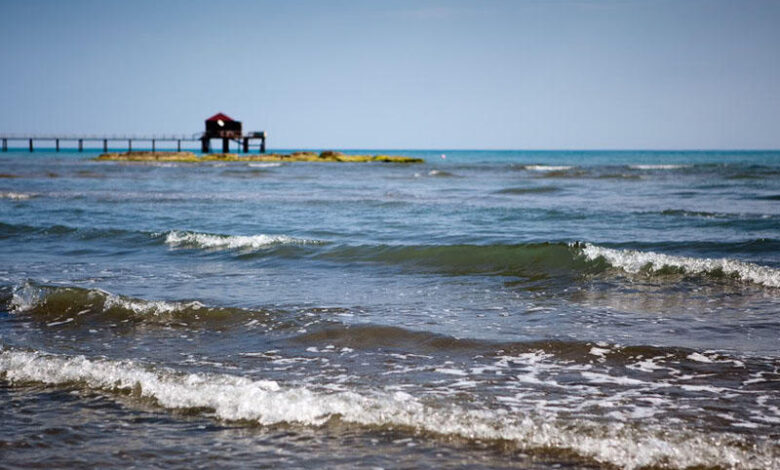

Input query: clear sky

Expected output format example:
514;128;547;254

1;0;779;150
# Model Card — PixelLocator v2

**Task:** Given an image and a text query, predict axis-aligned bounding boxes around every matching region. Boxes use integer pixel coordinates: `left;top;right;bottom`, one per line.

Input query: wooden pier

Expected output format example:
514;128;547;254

0;132;267;154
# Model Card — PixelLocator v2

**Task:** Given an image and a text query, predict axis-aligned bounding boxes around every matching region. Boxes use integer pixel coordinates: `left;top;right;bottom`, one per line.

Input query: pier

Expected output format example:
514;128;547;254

1;113;267;154
0;132;267;154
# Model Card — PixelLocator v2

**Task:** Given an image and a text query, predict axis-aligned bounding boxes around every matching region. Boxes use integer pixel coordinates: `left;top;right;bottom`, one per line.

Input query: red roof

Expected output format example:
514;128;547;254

206;112;235;122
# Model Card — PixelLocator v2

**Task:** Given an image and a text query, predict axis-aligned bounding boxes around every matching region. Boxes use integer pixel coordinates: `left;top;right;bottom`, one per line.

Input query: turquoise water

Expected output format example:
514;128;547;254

1;150;779;468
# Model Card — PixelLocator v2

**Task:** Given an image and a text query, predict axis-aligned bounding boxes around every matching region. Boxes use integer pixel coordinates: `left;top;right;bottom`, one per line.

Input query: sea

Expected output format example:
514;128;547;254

0;149;778;469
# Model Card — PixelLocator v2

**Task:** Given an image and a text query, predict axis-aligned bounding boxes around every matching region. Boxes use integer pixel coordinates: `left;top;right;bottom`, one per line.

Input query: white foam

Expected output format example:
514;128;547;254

589;346;610;358
579;243;780;288
688;352;714;363
163;230;319;250
629;164;691;170
0;192;35;200
435;367;468;376
628;358;666;373
248;163;283;168
102;291;204;317
46;317;74;327
0;349;773;470
522;165;573;171
9;283;44;313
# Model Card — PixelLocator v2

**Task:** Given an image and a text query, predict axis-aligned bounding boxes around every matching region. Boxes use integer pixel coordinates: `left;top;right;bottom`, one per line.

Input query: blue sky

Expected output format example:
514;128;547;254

1;0;779;149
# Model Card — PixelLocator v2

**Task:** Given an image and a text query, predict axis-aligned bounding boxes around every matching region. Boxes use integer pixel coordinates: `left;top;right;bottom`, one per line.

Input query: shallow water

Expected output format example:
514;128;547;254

1;150;779;469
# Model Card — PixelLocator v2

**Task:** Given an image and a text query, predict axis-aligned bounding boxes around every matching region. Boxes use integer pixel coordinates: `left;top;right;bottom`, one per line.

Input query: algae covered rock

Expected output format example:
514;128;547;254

95;151;199;162
96;151;423;164
319;150;344;159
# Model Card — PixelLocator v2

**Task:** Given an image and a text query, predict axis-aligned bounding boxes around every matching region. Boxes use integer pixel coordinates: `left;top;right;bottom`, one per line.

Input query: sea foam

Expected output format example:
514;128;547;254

629;164;691;170
522;165;574;171
0;349;773;470
580;243;780;288
163;230;319;250
0;192;35;200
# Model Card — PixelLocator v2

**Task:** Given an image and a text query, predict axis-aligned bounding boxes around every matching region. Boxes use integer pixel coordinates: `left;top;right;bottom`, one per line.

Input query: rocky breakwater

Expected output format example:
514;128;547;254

95;151;424;163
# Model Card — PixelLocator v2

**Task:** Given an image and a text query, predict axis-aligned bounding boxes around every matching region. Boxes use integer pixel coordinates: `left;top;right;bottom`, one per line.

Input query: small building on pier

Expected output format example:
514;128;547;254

201;112;265;153
205;113;242;138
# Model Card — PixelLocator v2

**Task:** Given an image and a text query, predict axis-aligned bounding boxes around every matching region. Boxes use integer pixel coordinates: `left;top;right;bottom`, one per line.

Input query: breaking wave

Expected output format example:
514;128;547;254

628;164;691;170
579;243;780;288
0;349;775;469
248;162;283;168
312;242;780;288
0;191;36;200
3;283;268;327
1;219;777;288
163;230;322;251
520;165;574;171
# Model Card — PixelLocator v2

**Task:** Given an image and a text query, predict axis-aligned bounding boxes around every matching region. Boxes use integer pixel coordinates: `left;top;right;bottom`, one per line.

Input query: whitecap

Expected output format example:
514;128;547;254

248;162;282;168
579;243;780;288
0;192;35;200
629;164;691;170
102;291;205;316
8;282;207;319
522;165;573;171
163;230;320;251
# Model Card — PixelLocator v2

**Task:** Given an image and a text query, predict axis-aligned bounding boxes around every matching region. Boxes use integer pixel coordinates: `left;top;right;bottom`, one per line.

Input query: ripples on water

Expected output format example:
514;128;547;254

1;150;779;469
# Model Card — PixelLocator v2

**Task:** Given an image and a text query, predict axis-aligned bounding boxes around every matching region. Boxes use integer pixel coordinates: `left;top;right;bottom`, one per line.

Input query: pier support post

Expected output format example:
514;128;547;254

78;139;83;152
260;136;266;154
29;139;33;152
201;138;209;153
152;139;156;152
177;140;181;152
222;138;229;153
103;139;108;152
128;140;132;152
242;138;249;153
55;139;59;152
2;138;7;152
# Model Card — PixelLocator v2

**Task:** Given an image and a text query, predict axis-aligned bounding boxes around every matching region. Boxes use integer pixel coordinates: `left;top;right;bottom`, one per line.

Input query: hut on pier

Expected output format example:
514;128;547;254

201;113;242;153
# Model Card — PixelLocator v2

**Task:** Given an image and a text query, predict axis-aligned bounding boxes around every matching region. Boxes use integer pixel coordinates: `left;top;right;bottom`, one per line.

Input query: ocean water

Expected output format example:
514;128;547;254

1;149;779;469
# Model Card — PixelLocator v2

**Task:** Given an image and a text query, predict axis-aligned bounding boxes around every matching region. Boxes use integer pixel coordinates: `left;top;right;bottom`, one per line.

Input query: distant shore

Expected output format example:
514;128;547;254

95;151;424;163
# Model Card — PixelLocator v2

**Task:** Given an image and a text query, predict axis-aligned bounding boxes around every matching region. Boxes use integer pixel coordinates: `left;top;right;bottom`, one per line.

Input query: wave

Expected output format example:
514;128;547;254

248;162;283;168
1;282;347;332
291;324;714;362
661;209;733;219
495;186;560;195
220;168;270;178
0;349;774;469
413;170;460;178
312;242;780;288
3;282;275;328
595;173;643;180
1;220;776;288
162;230;322;251
0;192;36;200
628;164;691;170
315;242;597;278
579;243;780;288
520;165;574;171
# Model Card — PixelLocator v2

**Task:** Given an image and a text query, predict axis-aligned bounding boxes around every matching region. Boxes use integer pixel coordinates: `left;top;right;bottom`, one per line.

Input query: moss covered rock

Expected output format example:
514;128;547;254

96;151;423;164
